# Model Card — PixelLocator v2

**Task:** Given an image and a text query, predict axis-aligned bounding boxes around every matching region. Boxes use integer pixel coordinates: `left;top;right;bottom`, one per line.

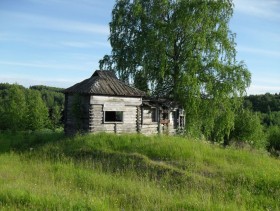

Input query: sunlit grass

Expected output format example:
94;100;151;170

0;132;279;210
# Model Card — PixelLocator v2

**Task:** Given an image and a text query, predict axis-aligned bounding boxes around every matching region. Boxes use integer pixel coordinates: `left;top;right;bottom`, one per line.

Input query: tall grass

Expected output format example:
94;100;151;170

0;132;279;210
0;129;64;153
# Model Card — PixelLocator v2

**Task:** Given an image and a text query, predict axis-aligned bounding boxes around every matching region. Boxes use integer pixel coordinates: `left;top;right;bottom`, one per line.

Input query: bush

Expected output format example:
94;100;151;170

266;126;280;156
229;109;266;148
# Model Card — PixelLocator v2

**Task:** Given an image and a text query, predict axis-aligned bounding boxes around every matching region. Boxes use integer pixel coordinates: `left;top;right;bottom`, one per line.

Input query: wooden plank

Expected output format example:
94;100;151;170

91;95;142;106
142;125;158;128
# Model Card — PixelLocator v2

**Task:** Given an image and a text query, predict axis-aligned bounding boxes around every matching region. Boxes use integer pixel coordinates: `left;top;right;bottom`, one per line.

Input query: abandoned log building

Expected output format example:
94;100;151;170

64;70;185;135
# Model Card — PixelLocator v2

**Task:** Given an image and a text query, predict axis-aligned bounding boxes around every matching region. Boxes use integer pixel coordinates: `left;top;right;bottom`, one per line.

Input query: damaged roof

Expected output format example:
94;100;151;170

64;70;146;97
142;97;182;109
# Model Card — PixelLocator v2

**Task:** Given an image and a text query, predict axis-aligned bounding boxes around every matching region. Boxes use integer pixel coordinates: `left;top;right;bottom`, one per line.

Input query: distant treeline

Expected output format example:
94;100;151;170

30;85;64;93
0;83;64;131
245;93;280;113
244;93;280;127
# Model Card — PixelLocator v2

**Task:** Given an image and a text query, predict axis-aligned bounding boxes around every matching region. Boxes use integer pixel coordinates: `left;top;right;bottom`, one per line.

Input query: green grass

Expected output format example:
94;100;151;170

0;132;279;210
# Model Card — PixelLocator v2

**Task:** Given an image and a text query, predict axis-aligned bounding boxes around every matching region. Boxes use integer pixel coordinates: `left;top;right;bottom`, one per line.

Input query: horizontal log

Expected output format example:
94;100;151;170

141;125;158;128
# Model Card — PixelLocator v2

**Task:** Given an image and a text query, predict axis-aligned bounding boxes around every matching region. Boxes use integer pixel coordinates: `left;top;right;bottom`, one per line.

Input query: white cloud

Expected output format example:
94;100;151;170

237;46;280;58
234;26;280;43
234;0;280;20
0;75;78;88
247;84;280;95
1;11;109;35
0;33;110;50
254;78;280;86
247;74;280;94
60;41;110;48
26;0;113;11
0;60;90;70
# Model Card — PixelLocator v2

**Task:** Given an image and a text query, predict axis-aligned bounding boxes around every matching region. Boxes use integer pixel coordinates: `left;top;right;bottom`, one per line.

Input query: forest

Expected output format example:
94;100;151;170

244;93;280;127
0;83;64;131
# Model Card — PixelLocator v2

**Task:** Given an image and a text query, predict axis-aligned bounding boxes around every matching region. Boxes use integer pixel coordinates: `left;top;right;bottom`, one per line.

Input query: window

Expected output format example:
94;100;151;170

151;108;157;122
172;111;177;129
104;111;123;122
162;111;168;120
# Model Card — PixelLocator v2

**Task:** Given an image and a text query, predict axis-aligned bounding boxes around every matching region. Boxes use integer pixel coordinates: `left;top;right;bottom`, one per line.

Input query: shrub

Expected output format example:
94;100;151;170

229;109;266;148
266;126;280;156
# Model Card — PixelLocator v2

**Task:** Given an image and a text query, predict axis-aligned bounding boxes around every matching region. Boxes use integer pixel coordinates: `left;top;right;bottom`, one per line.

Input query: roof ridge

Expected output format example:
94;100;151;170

64;70;146;97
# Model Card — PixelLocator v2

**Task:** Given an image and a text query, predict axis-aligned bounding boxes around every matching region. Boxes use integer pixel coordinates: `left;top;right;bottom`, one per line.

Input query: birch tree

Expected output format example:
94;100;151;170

100;0;251;142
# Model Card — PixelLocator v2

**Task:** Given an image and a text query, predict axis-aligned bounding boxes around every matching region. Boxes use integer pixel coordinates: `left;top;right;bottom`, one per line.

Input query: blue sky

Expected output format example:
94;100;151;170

0;0;279;95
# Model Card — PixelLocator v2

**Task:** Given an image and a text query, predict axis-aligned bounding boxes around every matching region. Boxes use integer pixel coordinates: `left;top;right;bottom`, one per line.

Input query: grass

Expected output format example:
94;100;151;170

0;131;279;210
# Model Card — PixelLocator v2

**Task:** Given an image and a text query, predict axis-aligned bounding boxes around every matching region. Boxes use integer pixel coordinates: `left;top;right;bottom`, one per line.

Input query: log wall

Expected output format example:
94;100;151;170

64;94;183;135
64;94;90;135
89;96;142;134
141;107;158;135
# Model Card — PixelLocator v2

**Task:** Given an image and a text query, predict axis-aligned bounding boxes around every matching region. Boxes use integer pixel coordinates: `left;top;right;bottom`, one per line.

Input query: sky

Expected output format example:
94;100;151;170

0;0;279;95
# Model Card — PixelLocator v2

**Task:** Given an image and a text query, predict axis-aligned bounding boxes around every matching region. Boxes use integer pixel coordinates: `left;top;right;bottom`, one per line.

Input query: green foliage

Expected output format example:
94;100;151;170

26;90;49;130
0;132;280;210
260;111;280;127
244;93;280;128
49;105;63;130
30;85;65;129
266;126;280;155
245;93;280;113
0;83;25;91
0;130;64;153
30;85;64;93
0;83;64;131
134;71;149;93
229;109;266;148
100;0;251;142
0;85;27;131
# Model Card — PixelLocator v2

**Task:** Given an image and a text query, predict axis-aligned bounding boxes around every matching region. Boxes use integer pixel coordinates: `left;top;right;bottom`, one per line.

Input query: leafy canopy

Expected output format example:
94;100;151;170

0;84;63;131
100;0;251;142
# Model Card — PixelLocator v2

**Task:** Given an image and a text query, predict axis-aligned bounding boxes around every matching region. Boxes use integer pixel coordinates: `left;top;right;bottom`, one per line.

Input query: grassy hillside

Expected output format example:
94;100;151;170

0;131;279;210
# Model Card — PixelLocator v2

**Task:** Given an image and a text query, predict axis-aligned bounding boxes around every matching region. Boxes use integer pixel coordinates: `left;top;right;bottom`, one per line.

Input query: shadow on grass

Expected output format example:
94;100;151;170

0;129;65;154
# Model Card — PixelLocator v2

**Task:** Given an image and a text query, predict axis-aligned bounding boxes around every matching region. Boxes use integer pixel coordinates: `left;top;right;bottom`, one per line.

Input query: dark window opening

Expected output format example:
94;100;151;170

172;111;177;128
162;112;168;120
105;111;123;122
151;108;157;122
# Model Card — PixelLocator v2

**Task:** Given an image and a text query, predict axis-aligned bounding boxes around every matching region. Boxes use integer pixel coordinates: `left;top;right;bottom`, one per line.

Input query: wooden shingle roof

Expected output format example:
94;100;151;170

64;70;146;97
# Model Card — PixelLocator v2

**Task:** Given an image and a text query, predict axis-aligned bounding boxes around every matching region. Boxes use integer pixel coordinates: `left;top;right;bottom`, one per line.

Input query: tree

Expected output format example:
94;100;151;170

0;83;65;131
266;126;280;155
30;85;65;129
49;105;63;130
26;89;49;131
100;0;251;142
229;109;265;148
0;85;27;131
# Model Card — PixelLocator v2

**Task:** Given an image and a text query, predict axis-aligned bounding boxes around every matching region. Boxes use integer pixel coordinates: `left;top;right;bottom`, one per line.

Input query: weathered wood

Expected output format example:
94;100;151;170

65;92;184;135
91;96;142;106
136;106;141;133
64;94;91;134
89;101;138;133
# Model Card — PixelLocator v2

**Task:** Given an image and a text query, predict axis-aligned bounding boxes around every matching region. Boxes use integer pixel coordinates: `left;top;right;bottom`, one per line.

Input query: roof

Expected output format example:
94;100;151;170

142;97;181;109
64;70;146;97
